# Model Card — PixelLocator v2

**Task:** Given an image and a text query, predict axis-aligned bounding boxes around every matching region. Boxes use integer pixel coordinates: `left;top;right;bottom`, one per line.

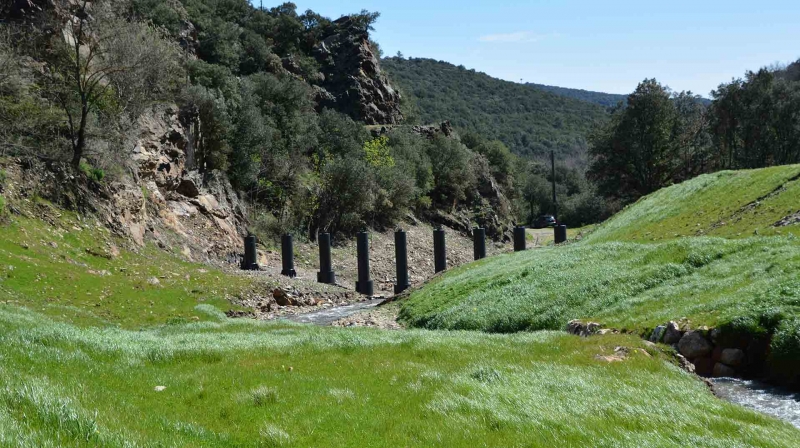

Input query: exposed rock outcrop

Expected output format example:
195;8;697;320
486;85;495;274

0;103;247;262
313;16;403;125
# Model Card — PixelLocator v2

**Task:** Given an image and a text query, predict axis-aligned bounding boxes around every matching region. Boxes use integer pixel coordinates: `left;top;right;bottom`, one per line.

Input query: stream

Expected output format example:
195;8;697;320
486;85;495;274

287;298;385;326
713;378;800;428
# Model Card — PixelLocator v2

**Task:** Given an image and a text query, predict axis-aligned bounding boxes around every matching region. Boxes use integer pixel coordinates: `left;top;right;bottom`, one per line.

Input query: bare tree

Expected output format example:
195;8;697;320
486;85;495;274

44;0;184;169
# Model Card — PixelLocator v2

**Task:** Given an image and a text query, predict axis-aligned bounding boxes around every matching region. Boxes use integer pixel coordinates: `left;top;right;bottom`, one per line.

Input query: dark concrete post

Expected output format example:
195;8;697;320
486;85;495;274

317;233;336;284
514;226;527;252
555;225;568;244
473;227;486;261
394;229;410;294
243;235;258;270
356;231;374;296
280;234;297;278
433;228;447;273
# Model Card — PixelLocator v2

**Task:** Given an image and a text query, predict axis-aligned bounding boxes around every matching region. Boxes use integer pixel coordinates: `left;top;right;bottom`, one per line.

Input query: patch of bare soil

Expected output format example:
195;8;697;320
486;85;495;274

331;301;404;330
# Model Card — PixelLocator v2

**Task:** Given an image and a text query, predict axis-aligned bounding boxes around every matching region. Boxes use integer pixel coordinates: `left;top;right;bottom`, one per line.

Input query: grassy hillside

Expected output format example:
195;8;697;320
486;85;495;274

400;165;800;381
0;206;261;328
381;57;609;158
1;194;798;445
585;165;800;243
400;237;800;334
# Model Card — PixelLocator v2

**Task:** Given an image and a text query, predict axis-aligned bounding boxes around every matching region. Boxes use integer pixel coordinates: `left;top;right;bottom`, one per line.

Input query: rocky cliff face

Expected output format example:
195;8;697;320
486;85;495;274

313;16;403;125
1;104;248;263
122;104;248;261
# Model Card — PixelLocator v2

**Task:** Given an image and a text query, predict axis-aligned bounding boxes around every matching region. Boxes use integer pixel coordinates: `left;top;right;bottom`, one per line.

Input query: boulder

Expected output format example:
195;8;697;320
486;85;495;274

709;328;721;344
565;320;602;337
664;321;683;344
675;354;695;374
650;325;666;343
693;357;714;376
678;331;713;359
273;288;298;307
720;348;745;367
711;346;724;362
176;177;200;198
713;362;737;378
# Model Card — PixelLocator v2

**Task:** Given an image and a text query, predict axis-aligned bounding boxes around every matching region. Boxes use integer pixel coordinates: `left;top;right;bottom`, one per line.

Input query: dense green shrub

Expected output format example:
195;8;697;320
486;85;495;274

79;162;105;183
316;156;376;234
426;136;476;207
381;57;608;159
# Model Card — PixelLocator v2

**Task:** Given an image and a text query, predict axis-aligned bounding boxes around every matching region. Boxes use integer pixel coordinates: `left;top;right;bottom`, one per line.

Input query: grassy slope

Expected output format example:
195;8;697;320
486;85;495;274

0;193;798;445
585;165;800;243
400;237;800;333
400;166;800;378
0;205;258;329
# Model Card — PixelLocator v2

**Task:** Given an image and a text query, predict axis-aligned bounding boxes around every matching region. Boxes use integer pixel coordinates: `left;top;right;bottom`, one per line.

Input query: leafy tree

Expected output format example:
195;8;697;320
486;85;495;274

710;67;800;169
350;10;380;34
363;136;394;168
426;136;476;208
588;79;680;203
671;91;713;180
0;25;65;157
474;139;515;190
315;156;376;234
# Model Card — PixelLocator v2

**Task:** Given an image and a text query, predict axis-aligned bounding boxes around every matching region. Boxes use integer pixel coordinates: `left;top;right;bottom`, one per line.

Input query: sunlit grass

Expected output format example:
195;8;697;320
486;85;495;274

1;167;800;446
401;237;800;333
586;164;800;243
0;211;257;328
0;307;797;447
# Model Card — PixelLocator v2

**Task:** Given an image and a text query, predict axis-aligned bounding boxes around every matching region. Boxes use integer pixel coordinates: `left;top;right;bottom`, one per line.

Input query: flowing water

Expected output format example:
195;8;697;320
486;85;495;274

287;299;385;326
713;378;800;428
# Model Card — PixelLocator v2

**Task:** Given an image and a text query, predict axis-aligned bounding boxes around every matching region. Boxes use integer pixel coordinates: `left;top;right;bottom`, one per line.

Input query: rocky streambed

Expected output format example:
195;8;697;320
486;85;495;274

287;298;385;326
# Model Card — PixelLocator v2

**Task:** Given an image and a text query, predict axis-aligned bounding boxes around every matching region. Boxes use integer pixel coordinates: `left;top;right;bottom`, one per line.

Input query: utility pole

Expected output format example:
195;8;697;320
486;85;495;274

551;151;558;222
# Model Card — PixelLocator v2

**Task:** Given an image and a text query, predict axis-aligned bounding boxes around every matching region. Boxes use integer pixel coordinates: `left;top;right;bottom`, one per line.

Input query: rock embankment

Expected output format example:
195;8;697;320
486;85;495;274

649;322;768;380
567;319;779;387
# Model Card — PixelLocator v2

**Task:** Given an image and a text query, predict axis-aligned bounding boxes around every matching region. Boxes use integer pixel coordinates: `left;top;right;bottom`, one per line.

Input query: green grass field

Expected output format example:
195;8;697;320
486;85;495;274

2;307;799;447
400;166;800;388
1;169;800;446
0;206;259;328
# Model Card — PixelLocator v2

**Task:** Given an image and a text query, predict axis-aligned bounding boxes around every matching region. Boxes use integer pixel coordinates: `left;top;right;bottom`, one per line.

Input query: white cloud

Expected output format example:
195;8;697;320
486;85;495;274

478;32;557;43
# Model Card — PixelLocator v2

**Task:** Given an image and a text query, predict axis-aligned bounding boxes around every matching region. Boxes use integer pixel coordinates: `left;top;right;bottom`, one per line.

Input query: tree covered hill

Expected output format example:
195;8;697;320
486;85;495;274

381;57;609;158
526;83;627;108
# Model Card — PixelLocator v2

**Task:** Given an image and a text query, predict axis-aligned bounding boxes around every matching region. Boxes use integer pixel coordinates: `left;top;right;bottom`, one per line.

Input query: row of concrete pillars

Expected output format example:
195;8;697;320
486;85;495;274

241;224;569;296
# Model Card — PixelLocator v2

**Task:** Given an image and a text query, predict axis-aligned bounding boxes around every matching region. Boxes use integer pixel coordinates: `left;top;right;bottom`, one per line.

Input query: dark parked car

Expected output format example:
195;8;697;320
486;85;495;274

532;215;557;229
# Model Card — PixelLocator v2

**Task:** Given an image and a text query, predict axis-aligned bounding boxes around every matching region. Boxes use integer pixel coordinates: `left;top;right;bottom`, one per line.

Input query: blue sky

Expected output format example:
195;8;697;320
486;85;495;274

255;1;799;97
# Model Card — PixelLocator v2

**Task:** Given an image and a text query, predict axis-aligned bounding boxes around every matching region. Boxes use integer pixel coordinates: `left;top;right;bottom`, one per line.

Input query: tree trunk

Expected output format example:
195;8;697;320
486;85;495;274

71;105;89;170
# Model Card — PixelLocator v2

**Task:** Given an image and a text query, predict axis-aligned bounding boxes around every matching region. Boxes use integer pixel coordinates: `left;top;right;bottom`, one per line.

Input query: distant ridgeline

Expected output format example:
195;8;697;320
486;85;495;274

381;57;610;159
527;84;713;108
526;83;628;108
